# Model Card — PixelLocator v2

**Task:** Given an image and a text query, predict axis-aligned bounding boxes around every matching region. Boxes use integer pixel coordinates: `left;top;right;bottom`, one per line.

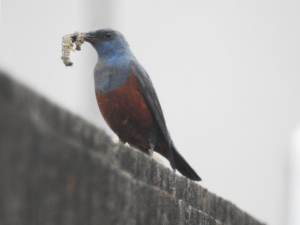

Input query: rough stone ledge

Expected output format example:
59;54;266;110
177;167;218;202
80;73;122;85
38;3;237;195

0;70;266;225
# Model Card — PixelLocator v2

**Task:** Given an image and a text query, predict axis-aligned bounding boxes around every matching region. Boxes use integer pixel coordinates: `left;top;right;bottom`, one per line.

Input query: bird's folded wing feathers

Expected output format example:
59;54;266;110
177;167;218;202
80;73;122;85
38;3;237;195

130;61;176;168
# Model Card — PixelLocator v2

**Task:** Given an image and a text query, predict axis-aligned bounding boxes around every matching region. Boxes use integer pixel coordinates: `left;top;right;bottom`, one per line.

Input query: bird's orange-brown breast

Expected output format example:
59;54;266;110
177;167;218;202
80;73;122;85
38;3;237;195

95;73;155;149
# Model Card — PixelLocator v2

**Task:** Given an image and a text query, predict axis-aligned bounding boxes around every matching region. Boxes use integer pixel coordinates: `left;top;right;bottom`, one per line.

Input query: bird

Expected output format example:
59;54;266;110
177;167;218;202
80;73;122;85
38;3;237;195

83;28;201;181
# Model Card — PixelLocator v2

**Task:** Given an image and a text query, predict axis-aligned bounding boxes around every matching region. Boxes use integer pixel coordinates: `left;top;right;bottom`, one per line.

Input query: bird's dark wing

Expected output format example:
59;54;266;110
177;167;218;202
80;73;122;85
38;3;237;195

130;61;201;181
130;61;176;169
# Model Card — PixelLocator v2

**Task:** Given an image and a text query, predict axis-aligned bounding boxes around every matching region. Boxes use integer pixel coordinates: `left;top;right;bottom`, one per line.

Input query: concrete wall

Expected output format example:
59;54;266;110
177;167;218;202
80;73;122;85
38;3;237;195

0;70;265;225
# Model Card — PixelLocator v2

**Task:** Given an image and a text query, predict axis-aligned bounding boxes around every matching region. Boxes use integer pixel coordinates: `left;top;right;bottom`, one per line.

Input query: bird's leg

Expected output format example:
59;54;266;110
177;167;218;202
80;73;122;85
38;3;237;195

118;136;126;144
149;143;155;157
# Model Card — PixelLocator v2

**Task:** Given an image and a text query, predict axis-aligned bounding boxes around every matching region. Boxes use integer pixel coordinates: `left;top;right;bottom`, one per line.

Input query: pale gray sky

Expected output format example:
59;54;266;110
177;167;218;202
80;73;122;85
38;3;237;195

1;1;300;225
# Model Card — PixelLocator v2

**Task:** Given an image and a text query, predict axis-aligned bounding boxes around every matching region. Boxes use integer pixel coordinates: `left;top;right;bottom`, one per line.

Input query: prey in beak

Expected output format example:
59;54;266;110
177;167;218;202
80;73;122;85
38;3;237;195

61;32;85;66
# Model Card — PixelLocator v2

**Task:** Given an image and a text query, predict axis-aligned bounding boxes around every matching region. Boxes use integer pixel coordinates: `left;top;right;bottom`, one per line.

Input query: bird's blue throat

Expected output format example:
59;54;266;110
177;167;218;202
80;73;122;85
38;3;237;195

94;46;136;94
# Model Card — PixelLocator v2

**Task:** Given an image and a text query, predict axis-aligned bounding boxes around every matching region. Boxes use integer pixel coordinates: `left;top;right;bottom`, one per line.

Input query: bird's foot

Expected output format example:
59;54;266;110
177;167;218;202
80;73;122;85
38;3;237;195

118;136;126;144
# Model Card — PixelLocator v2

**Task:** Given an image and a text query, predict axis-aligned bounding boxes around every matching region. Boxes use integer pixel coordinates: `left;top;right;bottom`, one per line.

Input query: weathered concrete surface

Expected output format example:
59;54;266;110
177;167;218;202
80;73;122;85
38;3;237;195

0;70;266;225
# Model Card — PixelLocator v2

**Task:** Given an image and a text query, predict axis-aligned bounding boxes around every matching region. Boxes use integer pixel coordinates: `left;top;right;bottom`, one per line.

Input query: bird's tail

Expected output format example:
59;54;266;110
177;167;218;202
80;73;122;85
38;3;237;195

171;144;201;181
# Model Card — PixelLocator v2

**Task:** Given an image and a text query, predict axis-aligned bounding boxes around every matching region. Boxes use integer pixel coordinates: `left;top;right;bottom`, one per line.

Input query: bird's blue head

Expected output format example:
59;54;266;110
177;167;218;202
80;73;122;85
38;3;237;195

83;28;133;62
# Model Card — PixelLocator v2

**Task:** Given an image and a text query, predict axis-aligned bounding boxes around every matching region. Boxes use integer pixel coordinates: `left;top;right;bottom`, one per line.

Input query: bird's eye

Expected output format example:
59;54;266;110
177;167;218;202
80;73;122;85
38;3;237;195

104;32;112;39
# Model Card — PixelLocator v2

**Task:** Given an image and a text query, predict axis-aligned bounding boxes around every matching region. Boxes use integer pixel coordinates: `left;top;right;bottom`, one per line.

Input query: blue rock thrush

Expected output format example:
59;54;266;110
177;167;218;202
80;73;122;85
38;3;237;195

83;28;201;181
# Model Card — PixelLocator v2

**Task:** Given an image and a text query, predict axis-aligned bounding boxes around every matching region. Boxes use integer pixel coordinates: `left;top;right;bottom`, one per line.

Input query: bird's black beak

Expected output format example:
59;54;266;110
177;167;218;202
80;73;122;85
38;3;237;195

82;32;90;42
82;32;99;44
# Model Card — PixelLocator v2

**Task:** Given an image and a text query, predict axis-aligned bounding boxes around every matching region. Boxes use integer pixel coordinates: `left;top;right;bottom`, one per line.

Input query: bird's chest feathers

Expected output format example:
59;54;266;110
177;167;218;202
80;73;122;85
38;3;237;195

94;57;132;93
95;74;154;139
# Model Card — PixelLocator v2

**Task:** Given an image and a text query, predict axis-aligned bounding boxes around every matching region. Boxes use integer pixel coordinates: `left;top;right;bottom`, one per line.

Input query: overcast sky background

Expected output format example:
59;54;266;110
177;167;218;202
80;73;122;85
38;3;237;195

1;1;300;225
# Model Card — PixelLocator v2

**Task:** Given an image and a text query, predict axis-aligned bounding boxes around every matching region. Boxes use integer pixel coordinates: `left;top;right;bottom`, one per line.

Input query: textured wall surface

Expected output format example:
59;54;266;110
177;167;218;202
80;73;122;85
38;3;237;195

0;70;266;225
